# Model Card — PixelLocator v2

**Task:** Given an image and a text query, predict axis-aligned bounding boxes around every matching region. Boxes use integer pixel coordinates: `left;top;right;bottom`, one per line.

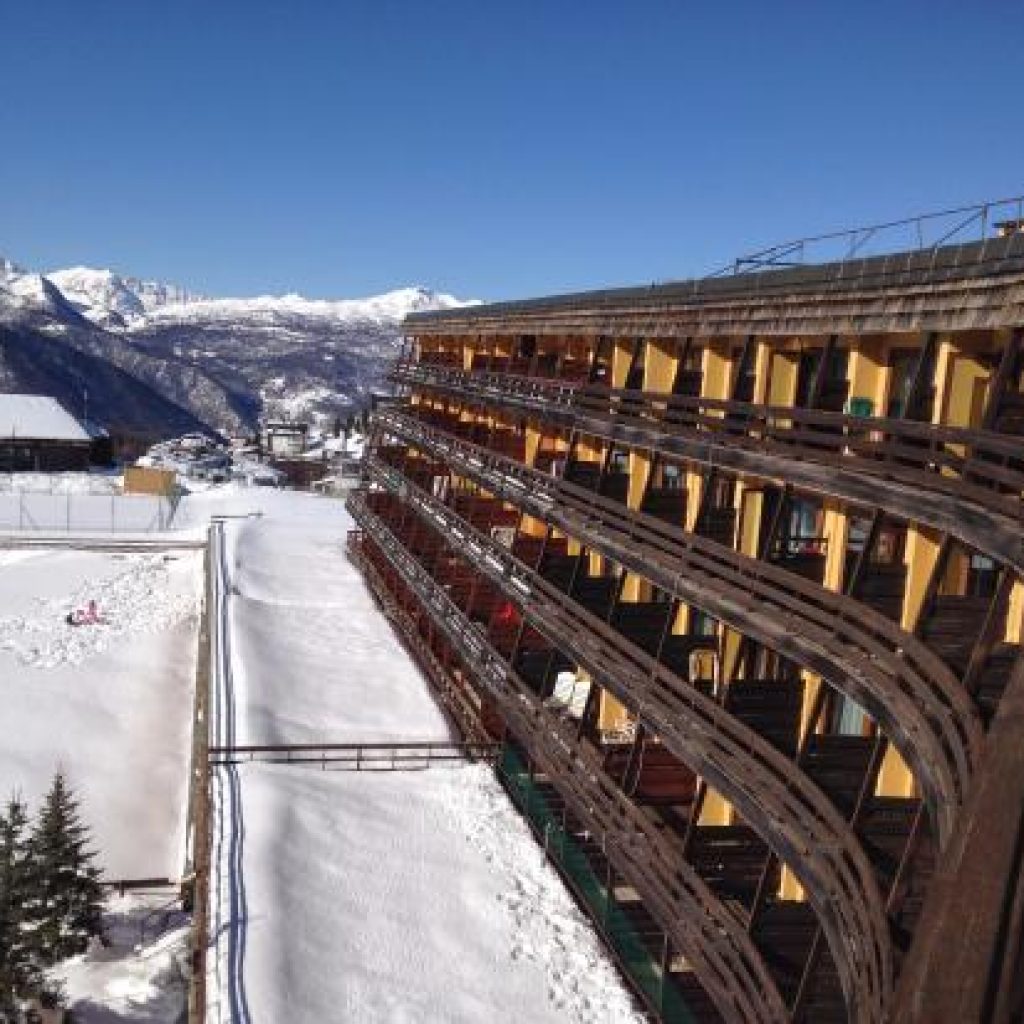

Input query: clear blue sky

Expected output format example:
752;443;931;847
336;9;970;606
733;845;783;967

1;1;1022;301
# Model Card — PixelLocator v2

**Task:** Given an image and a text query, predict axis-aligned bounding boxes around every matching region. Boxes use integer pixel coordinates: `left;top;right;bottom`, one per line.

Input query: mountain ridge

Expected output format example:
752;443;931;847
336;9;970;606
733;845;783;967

0;254;478;437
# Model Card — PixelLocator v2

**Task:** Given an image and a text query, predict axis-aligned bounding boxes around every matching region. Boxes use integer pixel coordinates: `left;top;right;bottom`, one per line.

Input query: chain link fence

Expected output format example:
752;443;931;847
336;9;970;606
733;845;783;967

0;489;180;532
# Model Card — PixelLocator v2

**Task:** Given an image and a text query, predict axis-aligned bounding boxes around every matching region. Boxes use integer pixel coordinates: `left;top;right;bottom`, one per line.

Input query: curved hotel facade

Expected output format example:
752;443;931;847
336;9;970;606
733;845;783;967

346;232;1024;1023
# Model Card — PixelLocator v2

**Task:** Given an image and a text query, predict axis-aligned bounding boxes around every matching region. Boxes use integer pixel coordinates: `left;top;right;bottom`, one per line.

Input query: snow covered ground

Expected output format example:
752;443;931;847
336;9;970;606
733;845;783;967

220;765;643;1024
57;891;191;1022
1;482;642;1022
0;546;201;878
190;487;644;1024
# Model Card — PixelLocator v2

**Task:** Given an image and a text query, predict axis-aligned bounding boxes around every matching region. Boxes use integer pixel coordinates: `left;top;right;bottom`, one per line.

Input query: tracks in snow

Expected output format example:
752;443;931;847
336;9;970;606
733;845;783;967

207;521;252;1024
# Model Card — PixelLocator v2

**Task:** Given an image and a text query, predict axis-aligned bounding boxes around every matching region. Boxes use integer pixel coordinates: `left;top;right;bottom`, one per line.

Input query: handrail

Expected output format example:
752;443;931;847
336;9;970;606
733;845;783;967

347;494;790;1024
209;740;497;753
379;406;982;843
359;456;894;1023
208;740;498;767
393;363;1024;572
186;527;214;1024
713;194;1024;276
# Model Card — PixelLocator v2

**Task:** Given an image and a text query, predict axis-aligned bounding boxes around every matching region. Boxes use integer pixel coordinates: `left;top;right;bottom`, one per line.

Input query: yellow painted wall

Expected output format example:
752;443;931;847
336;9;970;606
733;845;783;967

768;350;799;407
1008;582;1024;644
597;691;632;734
645;339;677;394
900;526;942;631
698;788;733;826
847;336;887;414
703;341;731;403
612;339;634;389
628;452;651;510
524;421;541;467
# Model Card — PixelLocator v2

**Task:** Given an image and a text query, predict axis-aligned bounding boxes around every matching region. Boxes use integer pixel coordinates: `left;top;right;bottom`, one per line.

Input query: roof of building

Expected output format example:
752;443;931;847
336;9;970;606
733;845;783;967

265;421;308;432
0;394;92;442
404;232;1024;328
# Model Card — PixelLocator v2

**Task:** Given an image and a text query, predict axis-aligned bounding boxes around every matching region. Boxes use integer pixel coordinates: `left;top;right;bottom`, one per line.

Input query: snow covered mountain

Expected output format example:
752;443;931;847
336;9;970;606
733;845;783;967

0;254;477;436
46;266;202;328
127;284;469;425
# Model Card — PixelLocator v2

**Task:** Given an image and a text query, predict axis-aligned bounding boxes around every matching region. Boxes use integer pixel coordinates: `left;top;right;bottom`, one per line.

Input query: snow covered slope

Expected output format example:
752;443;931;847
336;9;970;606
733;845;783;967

181;488;643;1024
128;284;471;425
141;284;464;328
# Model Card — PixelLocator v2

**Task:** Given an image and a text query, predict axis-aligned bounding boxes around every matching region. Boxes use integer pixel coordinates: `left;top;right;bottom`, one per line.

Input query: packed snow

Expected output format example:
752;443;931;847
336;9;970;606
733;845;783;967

219;765;643;1024
186;487;643;1024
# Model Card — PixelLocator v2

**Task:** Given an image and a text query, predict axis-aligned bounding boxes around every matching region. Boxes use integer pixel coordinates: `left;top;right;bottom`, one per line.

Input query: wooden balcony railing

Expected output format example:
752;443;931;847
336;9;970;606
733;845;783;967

377;406;982;843
356;460;895;1024
392;362;1024;572
346;492;790;1024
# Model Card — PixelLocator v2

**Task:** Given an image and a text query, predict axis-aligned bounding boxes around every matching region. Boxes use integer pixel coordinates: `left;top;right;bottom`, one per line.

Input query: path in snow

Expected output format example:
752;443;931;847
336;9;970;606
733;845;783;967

194;488;644;1024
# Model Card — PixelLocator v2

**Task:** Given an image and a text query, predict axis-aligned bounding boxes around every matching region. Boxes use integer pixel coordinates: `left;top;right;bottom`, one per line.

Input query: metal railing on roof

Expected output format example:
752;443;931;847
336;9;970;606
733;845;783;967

712;193;1024;277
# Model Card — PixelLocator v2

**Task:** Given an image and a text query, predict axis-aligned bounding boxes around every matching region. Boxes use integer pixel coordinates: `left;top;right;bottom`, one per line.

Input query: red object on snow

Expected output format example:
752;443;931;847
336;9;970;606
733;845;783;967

67;600;106;627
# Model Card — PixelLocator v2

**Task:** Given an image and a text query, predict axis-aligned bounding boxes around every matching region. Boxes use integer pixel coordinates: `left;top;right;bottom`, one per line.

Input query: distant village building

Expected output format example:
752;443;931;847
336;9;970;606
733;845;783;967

124;465;178;496
0;394;93;471
262;421;309;457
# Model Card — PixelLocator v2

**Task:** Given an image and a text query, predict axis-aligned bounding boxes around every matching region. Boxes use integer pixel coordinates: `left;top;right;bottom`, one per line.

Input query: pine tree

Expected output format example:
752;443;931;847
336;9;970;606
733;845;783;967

0;794;44;1018
26;775;105;966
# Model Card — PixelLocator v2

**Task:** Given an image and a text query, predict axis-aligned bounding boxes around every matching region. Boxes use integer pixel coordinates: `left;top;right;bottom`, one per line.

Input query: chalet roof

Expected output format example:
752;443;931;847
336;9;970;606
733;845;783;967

0;394;92;442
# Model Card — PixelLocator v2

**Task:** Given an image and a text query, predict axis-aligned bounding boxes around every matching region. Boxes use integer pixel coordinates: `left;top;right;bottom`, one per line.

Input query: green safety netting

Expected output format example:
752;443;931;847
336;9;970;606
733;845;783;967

496;745;698;1024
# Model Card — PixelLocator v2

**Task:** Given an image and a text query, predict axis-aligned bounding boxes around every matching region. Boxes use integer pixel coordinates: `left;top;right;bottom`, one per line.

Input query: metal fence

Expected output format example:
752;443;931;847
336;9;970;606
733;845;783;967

0;490;180;532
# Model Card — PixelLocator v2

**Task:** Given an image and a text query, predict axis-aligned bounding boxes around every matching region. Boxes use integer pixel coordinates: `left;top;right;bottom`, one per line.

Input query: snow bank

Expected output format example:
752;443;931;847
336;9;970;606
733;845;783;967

57;892;190;1022
226;514;451;744
0;471;123;495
